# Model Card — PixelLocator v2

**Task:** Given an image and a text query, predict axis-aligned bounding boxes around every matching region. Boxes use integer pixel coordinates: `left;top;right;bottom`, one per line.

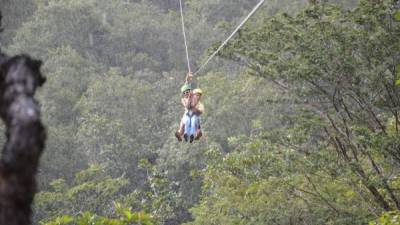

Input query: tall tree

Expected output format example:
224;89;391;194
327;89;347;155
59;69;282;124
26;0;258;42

0;16;46;223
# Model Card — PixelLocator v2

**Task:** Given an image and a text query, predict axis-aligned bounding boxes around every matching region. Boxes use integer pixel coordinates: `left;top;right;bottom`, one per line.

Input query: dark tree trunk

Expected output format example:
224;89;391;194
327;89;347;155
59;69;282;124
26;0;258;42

0;51;46;225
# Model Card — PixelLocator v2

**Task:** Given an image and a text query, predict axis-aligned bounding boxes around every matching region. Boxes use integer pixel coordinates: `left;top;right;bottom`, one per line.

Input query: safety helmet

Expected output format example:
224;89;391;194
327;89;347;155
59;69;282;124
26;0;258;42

181;84;191;93
193;88;203;95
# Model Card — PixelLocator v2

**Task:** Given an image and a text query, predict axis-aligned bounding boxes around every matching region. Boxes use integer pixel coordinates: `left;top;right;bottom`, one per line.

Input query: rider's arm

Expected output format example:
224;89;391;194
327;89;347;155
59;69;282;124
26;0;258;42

192;102;204;114
185;72;193;83
181;96;190;108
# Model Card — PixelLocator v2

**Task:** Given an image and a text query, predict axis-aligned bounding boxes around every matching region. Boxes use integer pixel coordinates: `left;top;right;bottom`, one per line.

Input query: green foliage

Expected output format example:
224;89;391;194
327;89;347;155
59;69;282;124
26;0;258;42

35;165;129;223
75;69;161;178
40;46;98;124
0;0;35;47
393;19;399;93
187;131;373;225
121;159;181;224
38;45;98;185
394;10;400;21
188;0;400;224
370;212;400;225
1;0;396;224
10;0;104;58
42;204;153;225
396;64;400;86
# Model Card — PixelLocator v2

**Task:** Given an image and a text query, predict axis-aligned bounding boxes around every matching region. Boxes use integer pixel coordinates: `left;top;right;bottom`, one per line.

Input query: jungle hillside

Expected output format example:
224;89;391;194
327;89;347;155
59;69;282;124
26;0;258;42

0;0;400;224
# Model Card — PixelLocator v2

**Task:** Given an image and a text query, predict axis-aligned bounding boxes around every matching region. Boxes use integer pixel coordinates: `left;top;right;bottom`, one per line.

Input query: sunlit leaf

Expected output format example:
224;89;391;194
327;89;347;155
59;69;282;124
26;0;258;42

394;10;400;21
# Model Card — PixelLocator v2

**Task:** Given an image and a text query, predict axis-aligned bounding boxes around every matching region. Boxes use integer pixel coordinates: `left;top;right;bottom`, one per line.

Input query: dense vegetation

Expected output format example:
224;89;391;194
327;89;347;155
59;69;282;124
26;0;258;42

0;0;399;224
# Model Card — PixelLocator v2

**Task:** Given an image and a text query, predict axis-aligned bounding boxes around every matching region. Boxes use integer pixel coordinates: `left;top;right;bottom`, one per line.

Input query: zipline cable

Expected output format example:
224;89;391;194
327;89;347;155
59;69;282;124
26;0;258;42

193;0;265;76
179;0;192;73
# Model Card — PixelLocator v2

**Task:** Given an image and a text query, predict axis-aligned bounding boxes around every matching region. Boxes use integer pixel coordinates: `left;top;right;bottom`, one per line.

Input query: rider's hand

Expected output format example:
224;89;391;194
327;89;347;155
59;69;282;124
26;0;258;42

186;72;193;82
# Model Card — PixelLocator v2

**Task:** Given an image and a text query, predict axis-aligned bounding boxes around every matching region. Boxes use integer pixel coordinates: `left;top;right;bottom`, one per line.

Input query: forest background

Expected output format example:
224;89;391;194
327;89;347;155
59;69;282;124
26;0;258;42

0;0;399;224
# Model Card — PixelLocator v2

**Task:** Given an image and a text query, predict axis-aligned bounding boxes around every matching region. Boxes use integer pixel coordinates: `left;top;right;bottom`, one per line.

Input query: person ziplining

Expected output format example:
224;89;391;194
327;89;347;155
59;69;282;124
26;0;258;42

175;72;204;143
175;0;265;143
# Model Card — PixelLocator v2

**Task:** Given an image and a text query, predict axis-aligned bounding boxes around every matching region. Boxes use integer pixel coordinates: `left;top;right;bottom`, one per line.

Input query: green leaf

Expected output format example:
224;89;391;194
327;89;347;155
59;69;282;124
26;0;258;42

396;65;400;86
397;64;400;76
61;216;73;224
124;209;133;222
394;11;400;21
76;212;93;225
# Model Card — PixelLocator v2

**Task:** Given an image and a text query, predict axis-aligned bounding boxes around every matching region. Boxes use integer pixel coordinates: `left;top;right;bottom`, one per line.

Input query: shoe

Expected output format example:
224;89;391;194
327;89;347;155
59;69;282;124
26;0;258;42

195;130;202;140
175;131;182;142
190;135;194;143
184;134;189;142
